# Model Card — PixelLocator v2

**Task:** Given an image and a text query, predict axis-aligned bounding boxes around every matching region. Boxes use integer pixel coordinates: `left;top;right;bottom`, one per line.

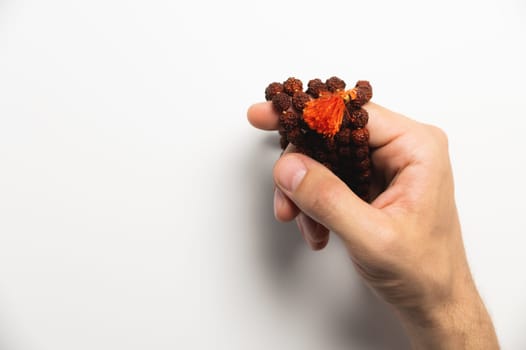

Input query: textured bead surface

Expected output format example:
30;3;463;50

267;76;373;201
283;77;303;96
279;110;298;131
355;80;373;101
265;82;284;101
335;128;351;145
292;91;311;111
306;79;327;98
326;76;346;92
272;93;291;113
351;86;371;107
351;128;370;145
349;108;369;129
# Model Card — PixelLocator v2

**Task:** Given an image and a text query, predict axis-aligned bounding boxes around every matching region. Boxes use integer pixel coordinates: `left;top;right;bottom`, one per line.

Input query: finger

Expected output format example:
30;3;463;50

273;187;300;222
273;144;300;222
247;101;413;144
363;102;413;149
247;102;278;130
273;152;389;251
296;212;330;250
251;99;415;189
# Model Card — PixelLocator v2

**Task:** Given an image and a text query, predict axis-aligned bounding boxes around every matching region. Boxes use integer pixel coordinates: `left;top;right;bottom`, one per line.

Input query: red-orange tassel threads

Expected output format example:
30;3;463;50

303;89;357;137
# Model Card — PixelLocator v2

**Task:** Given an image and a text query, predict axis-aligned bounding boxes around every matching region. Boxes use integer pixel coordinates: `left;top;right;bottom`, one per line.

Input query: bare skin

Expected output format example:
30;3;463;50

247;102;499;349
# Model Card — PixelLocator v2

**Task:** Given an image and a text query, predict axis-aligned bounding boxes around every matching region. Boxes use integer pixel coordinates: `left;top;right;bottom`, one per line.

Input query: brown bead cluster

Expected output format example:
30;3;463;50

265;77;373;201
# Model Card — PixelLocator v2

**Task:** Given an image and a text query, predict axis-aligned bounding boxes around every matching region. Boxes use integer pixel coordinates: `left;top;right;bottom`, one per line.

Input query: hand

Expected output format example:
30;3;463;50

247;102;499;349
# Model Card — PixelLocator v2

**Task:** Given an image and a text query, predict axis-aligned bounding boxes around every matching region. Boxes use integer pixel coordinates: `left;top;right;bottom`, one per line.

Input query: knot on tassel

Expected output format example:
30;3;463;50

303;89;357;137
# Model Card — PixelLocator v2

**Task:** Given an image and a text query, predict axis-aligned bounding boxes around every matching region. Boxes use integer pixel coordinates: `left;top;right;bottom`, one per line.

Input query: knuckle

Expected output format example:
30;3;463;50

425;124;449;148
433;126;449;146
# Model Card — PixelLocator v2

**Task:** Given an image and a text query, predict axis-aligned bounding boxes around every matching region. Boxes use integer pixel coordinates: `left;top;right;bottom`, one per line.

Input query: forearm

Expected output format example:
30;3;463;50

399;286;499;350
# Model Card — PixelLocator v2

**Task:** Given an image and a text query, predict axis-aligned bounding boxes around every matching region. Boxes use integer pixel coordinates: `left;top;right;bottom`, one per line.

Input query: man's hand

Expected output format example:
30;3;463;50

247;102;499;349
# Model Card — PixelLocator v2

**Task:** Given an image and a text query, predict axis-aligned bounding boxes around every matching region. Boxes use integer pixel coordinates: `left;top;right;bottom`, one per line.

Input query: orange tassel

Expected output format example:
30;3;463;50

303;89;356;137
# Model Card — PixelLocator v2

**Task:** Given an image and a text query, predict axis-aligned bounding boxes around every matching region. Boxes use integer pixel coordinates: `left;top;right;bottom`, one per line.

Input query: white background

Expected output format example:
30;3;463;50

0;0;525;349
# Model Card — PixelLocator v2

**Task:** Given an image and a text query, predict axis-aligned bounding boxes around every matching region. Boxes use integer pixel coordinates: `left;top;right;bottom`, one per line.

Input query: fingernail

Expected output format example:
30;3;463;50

273;188;285;219
277;156;306;192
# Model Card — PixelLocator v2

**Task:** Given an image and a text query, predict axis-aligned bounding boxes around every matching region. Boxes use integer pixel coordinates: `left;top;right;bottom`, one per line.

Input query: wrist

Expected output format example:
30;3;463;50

398;279;499;349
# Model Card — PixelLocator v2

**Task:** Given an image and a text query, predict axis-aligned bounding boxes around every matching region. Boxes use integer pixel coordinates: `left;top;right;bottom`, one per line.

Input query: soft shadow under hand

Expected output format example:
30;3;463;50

244;133;410;349
246;134;305;284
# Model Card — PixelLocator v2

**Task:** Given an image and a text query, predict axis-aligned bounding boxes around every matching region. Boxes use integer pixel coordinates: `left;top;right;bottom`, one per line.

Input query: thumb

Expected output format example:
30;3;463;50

273;153;386;250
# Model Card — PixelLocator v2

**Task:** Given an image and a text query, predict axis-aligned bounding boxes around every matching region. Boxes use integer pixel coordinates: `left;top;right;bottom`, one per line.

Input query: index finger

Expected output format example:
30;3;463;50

246;101;413;148
363;103;413;149
247;102;278;130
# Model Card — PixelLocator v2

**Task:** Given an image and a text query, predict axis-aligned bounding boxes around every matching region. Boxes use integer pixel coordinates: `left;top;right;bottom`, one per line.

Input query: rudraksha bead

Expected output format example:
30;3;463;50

355;80;373;101
335;127;351;145
314;150;328;162
327;152;338;164
354;183;371;200
351;128;370;146
356;168;372;182
283;77;303;96
353;145;370;160
326;76;346;92
355;158;371;171
351;87;371;107
349;108;369;129
279;110;298;131
324;138;337;152
306;79;327;98
287;128;303;145
292;91;310;111
265;82;284;101
338;146;351;157
272;93;291;113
